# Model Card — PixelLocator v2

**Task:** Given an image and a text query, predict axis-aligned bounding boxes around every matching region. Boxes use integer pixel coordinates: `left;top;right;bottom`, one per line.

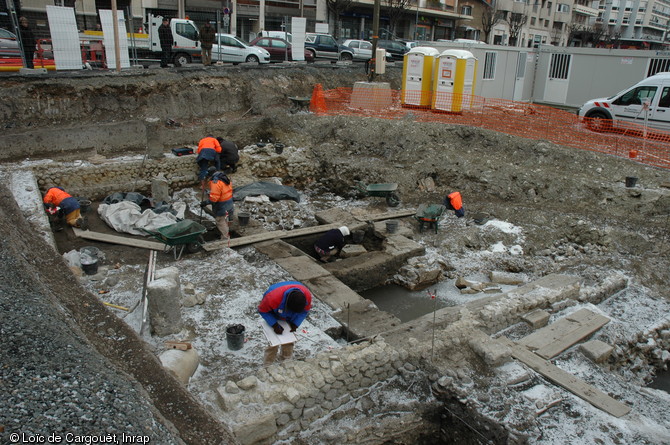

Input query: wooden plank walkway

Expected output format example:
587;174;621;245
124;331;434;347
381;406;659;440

73;228;165;250
203;209;418;251
519;308;610;359
499;337;631;418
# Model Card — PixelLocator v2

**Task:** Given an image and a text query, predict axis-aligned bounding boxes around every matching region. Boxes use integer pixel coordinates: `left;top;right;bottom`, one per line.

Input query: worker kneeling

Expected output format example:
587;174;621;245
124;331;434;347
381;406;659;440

200;168;234;240
444;191;465;218
258;281;312;366
314;226;349;263
43;186;86;230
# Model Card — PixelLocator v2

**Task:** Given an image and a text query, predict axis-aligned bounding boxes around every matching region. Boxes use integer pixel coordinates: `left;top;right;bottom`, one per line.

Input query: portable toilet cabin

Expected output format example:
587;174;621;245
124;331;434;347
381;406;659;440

401;47;440;108
432;49;478;113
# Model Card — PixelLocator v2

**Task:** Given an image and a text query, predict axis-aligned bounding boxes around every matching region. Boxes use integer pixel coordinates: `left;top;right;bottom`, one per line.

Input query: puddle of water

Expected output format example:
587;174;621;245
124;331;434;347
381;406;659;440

649;369;670;393
361;277;517;323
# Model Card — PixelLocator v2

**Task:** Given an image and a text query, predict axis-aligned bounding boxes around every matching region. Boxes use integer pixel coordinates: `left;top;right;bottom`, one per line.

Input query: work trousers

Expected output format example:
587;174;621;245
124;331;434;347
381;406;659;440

160;47;172;67
264;342;294;366
201;47;212;66
65;209;82;227
215;214;229;240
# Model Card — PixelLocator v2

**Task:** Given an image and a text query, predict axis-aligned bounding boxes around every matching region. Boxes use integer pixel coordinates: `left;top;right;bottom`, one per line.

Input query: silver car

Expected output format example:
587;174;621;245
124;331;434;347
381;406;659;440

342;39;391;62
211;34;271;64
0;28;20;58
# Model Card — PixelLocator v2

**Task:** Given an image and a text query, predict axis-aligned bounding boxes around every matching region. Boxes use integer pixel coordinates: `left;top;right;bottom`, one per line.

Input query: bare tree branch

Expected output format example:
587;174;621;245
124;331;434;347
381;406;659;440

481;3;503;44
383;0;412;38
326;0;353;39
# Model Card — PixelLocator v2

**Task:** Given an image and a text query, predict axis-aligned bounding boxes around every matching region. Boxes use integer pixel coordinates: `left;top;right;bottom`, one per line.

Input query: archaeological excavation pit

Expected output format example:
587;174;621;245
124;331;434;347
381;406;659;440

2;67;670;445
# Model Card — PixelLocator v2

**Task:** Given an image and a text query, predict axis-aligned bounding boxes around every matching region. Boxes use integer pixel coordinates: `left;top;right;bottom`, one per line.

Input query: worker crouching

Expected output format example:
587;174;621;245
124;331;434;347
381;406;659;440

314;226;349;263
258;281;312;366
200;169;234;240
444;191;465;218
43;187;86;230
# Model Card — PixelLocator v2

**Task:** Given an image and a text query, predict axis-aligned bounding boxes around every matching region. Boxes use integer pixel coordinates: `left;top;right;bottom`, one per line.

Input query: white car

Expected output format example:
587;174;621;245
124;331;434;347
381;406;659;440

341;39;391;62
211;34;271;64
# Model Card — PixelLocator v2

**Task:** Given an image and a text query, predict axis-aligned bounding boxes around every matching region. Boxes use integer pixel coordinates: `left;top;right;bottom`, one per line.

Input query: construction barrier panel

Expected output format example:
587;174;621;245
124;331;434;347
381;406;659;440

315;87;670;170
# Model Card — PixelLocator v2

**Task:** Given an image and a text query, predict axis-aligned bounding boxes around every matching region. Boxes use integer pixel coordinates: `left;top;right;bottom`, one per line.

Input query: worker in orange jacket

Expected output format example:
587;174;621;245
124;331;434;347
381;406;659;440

444;191;465;218
196;135;222;181
43;187;85;228
200;169;234;239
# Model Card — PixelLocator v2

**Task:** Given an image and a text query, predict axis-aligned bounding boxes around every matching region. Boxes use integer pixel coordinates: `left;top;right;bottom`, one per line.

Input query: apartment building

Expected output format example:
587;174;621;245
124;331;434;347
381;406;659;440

489;0;669;48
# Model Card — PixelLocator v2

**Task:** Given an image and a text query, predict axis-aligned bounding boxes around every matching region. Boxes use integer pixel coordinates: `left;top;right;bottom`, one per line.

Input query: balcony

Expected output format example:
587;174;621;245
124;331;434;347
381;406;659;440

553;11;570;22
573;4;599;16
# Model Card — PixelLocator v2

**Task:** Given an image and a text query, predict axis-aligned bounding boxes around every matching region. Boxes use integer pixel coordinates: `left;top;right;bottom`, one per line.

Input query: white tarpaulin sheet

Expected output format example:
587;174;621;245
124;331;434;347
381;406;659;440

98;201;180;236
46;6;83;70
99;9;131;68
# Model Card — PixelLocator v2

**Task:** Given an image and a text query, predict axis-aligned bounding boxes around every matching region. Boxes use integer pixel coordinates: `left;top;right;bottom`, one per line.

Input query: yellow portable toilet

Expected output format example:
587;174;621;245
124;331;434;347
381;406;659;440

432;49;478;113
401;47;440;108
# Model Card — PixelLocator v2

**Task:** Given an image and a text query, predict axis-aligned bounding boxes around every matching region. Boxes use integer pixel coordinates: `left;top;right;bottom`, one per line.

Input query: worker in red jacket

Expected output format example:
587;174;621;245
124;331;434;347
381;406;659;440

43;187;85;229
200;169;233;240
196;135;222;181
444;191;465;218
258;281;312;365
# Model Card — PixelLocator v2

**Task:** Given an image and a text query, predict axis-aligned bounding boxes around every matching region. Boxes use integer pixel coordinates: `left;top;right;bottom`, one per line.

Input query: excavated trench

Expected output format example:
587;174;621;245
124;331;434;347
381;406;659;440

3;66;670;444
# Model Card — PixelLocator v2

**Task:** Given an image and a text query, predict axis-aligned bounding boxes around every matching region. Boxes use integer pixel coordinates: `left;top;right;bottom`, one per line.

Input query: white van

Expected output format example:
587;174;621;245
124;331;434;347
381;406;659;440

578;72;670;132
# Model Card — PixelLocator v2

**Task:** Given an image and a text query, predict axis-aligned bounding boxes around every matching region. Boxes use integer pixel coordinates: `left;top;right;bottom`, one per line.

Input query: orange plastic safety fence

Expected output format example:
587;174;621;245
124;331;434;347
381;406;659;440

317;88;670;170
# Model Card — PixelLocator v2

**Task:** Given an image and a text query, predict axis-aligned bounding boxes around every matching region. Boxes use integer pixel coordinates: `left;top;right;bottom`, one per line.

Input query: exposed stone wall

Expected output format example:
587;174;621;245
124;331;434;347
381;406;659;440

33;155;199;200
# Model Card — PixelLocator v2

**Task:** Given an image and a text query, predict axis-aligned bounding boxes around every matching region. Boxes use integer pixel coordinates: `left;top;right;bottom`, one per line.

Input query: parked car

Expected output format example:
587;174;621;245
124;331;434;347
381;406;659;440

0;28;19;57
376;39;409;61
578;72;670;133
259;30;292;43
304;33;354;61
400;40;418;50
211;34;271;64
249;36;314;63
341;39;391;62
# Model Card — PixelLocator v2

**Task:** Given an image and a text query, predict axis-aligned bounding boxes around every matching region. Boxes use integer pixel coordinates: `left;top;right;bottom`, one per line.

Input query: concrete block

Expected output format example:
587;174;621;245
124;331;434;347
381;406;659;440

468;334;511;366
522;309;550;329
340;244;367;258
232;408;277;445
147;277;183;337
275;255;330;281
489;271;527;285
350;81;392;111
580;340;614;364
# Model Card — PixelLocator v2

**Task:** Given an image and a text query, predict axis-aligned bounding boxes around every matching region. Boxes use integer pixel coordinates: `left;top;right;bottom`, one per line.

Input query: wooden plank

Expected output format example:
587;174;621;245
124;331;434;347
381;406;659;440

73;228;165;250
203;209;417;252
519;309;610;358
499;337;631;418
536;313;610;359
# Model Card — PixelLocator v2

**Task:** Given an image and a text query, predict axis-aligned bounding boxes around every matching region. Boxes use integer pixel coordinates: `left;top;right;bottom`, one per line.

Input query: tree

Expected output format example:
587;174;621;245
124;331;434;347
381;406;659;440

566;22;583;46
326;0;353;39
506;12;527;46
384;0;412;39
481;3;503;44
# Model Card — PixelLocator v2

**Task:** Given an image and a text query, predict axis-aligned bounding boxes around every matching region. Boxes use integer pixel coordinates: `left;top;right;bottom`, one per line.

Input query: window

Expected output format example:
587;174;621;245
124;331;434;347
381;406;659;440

516;52;527;78
349;41;359;48
557;3;570;12
648;58;670;76
531;17;537;25
548;53;571;79
613;86;657;106
361;41;372;50
658;87;670;108
547;1;552;9
483;51;497;79
258;38;271;46
461;5;472;15
272;40;287;48
176;23;198;41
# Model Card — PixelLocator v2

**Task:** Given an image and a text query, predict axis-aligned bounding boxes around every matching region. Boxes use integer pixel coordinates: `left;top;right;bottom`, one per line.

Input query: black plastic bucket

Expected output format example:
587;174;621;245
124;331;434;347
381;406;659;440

625;176;638;188
238;212;250;226
81;259;99;275
226;324;245;350
386;220;399;234
77;198;92;214
274;143;284;154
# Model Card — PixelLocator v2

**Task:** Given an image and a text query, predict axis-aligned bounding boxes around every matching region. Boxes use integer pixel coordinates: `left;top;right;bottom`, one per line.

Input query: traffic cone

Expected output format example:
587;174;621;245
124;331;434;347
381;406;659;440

310;84;327;114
